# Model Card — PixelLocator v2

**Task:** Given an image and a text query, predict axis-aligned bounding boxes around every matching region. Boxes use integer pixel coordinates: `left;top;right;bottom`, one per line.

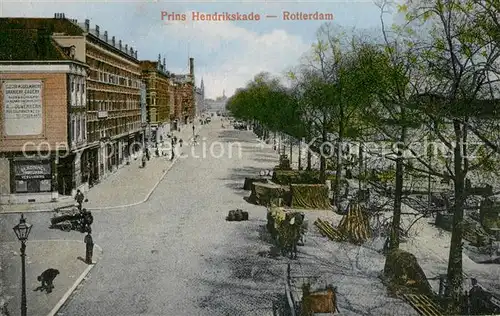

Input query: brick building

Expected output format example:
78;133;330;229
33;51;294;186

170;58;196;128
140;56;174;144
0;27;89;203
195;78;205;116
0;14;144;200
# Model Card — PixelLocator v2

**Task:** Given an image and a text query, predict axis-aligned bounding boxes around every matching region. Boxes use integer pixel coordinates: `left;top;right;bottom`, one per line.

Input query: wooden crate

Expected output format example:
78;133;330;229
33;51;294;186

403;294;443;316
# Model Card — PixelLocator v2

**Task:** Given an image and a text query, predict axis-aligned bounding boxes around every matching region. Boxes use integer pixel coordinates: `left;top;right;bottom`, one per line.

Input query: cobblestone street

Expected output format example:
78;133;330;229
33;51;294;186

1;119;419;315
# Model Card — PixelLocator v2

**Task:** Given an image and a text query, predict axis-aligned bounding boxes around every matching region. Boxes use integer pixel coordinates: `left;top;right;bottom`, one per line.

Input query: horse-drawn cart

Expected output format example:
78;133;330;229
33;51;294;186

273;263;339;316
50;204;89;232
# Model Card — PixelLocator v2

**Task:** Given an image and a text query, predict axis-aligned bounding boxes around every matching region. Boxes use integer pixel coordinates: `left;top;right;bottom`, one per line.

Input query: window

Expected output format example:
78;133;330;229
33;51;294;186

71;118;76;142
71;80;75;92
76;80;80;92
76;117;81;141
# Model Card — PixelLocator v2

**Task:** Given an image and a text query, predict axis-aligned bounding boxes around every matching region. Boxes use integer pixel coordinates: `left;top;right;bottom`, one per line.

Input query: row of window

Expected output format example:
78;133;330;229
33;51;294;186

87;49;139;75
71;75;86;107
87;116;141;143
88;99;140;112
71;115;87;144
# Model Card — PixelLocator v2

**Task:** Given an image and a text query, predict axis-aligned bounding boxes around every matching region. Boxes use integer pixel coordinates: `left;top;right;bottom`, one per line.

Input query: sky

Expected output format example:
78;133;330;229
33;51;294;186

0;0;400;99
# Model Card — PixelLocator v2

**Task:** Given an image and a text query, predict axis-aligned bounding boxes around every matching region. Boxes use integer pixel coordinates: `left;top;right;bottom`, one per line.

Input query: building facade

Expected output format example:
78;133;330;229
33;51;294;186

170;58;196;129
0;26;89;203
195;78;205;116
141;57;173;145
0;14;143;201
75;19;143;185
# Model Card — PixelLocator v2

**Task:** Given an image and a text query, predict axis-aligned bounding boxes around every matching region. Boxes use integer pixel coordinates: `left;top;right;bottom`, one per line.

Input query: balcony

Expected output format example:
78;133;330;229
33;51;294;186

97;110;108;119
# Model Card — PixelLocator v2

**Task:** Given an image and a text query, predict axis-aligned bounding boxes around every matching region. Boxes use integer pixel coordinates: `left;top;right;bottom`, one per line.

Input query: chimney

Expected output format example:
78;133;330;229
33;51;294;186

130;47;134;56
163;58;166;69
84;19;89;32
104;31;108;42
119;40;122;49
112;36;115;46
95;25;99;37
62;13;65;19
134;51;137;59
158;54;161;63
189;57;194;77
125;44;128;52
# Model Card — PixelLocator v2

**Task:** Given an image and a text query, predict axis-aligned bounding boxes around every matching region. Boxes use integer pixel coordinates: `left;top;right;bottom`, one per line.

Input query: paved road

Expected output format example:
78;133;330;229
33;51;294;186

1;120;285;316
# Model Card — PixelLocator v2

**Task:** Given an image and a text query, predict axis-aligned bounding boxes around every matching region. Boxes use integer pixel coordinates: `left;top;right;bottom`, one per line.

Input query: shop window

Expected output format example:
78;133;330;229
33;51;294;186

39;179;51;191
15;180;28;192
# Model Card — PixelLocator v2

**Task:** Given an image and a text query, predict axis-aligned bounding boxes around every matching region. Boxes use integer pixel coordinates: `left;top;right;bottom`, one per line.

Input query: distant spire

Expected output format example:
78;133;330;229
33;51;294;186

222;89;225;97
200;77;204;88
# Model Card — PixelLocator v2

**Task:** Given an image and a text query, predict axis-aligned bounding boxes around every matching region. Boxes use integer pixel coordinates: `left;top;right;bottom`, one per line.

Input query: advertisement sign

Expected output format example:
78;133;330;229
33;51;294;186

14;161;51;180
3;80;43;136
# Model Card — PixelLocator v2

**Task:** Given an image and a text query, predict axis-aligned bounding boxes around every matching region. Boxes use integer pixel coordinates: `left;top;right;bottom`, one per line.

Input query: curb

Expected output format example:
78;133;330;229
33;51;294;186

0;126;203;214
46;242;103;316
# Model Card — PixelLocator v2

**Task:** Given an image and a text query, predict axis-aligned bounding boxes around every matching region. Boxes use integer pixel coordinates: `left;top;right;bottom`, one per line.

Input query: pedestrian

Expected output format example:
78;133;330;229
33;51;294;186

84;231;94;264
192;125;195;135
81;208;93;233
75;189;84;210
35;268;59;293
469;278;490;314
145;148;150;161
179;139;183;147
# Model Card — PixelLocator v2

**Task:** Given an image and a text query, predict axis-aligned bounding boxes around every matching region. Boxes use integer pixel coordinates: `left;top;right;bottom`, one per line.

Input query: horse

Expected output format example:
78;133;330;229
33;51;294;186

277;212;304;259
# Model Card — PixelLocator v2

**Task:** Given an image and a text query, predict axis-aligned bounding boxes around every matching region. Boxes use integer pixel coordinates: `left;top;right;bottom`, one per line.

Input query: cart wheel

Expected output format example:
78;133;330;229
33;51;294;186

62;224;71;232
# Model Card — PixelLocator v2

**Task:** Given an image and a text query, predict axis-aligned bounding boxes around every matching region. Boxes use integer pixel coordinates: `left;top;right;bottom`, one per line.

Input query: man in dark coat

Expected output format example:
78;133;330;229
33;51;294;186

84;231;94;264
35;268;59;293
75;189;84;210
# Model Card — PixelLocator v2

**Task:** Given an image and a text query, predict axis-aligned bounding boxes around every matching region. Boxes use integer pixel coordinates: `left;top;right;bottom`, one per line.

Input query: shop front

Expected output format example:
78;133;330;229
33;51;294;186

9;158;55;203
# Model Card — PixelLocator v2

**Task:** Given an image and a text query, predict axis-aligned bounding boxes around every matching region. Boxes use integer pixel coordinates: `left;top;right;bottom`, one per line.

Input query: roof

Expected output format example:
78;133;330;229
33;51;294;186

0;18;84;36
0;28;69;60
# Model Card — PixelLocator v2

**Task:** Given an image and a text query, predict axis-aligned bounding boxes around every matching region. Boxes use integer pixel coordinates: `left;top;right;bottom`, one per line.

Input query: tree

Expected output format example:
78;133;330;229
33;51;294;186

292;24;370;208
402;0;500;311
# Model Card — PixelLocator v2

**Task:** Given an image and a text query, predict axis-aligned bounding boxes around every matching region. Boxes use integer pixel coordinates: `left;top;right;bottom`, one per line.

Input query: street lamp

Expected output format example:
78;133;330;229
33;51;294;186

13;214;32;316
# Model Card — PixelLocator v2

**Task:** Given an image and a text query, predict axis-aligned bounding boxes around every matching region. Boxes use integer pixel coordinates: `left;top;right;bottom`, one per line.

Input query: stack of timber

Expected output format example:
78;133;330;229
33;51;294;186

290;184;330;209
314;218;344;241
249;182;290;206
243;177;268;190
272;170;322;185
314;203;371;244
337;202;371;244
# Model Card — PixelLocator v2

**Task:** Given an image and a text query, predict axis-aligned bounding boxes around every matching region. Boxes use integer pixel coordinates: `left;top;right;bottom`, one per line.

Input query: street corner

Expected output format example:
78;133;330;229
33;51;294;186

0;240;101;316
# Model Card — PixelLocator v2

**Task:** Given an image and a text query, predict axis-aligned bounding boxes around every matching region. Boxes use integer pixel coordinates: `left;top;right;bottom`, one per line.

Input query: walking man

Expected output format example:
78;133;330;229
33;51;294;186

171;138;176;160
75;189;84;210
192;124;195;136
84;230;94;264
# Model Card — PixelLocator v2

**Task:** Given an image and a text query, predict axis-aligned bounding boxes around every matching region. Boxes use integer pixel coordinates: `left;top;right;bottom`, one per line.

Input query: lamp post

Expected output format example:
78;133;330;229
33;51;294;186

13;214;32;316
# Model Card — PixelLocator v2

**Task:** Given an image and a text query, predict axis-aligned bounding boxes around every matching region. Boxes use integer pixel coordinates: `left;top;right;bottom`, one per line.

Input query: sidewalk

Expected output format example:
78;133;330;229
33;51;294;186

0;240;101;316
0;197;75;214
0;124;202;213
84;123;200;209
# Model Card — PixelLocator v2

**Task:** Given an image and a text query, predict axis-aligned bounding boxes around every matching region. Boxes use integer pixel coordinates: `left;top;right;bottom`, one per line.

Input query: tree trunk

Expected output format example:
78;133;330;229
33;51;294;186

319;127;327;183
389;127;406;250
298;139;302;170
307;148;312;171
445;121;466;314
358;144;363;191
334;123;344;210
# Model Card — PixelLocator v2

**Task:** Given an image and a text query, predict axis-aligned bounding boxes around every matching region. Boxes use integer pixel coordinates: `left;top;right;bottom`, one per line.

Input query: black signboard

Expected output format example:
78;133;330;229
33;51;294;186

14;161;51;180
